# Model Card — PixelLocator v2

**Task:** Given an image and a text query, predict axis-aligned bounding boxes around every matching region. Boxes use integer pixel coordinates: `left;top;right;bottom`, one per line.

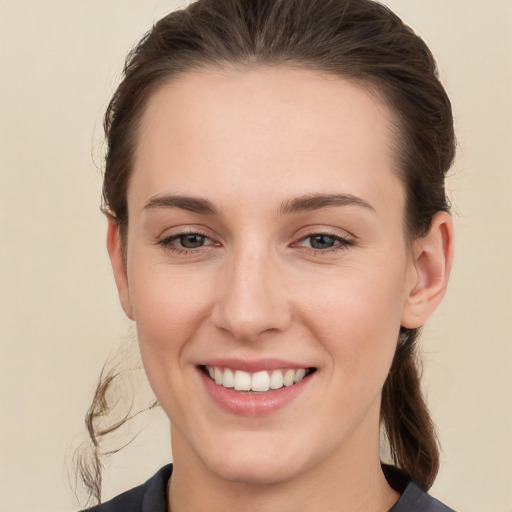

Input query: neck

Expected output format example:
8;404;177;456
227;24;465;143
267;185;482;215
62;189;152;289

168;425;399;512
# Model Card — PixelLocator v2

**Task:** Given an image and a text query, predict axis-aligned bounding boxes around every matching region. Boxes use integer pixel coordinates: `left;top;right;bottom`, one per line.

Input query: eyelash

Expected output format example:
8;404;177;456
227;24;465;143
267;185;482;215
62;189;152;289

156;230;354;255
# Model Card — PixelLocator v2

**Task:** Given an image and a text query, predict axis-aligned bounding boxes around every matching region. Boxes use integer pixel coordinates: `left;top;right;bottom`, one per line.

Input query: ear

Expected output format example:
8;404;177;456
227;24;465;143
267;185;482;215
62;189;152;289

401;211;454;329
106;215;134;320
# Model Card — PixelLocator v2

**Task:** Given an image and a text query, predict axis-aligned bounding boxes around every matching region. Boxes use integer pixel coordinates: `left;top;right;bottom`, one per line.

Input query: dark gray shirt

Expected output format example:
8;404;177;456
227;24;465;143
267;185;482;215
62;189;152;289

84;464;456;512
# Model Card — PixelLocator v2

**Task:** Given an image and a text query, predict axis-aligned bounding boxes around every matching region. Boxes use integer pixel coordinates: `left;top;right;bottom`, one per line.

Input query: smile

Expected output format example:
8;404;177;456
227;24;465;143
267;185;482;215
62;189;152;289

198;362;316;416
203;366;314;392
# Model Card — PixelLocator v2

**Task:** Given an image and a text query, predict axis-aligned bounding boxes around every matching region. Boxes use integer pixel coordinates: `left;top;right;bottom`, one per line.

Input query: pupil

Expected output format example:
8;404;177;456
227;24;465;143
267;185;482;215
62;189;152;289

180;234;205;248
311;235;335;249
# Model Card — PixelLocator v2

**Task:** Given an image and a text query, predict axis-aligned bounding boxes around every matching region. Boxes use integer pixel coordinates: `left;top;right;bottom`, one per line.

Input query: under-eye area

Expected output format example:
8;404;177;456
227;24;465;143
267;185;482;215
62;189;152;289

200;366;317;393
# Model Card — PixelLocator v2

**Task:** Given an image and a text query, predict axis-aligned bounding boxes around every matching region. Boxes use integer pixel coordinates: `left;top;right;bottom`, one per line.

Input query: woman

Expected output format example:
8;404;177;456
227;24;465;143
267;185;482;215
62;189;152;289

82;0;456;510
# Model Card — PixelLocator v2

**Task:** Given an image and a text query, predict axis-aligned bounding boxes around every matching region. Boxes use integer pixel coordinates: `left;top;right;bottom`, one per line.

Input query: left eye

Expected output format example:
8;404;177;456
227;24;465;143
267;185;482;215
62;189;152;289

297;234;351;250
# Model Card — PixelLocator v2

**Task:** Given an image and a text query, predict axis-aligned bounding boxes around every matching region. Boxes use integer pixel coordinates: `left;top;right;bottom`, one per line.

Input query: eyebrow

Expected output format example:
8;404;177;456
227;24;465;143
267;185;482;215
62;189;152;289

279;193;376;215
143;194;219;215
142;192;375;216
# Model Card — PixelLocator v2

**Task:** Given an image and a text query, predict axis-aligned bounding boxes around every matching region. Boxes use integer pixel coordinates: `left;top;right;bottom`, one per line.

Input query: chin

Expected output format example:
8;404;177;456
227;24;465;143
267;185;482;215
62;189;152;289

209;454;303;485
194;431;316;486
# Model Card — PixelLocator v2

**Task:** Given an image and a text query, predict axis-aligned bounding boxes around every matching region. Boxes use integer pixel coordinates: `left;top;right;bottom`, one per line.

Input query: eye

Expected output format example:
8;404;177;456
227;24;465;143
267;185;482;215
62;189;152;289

307;234;338;250
175;233;209;249
294;232;353;252
157;231;217;252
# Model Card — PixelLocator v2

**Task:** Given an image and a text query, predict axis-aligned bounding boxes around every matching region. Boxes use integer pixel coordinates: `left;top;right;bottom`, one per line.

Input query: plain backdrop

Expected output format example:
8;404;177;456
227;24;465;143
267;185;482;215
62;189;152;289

0;1;511;511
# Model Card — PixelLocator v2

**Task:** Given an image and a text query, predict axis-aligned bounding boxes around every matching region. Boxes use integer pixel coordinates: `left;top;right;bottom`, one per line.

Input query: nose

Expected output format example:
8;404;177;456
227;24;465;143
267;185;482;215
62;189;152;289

211;246;292;342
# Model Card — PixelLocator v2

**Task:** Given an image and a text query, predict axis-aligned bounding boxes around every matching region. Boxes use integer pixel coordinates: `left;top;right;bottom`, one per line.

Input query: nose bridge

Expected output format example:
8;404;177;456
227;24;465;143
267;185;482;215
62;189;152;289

212;241;291;341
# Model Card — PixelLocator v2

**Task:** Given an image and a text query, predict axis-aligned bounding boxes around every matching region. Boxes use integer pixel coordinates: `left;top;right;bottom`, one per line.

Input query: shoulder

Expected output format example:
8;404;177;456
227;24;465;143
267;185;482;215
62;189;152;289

81;464;173;512
391;481;457;512
382;465;456;512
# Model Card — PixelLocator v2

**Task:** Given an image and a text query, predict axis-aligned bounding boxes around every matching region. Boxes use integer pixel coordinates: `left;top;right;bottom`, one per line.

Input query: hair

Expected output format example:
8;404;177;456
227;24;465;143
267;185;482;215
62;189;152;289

79;0;455;504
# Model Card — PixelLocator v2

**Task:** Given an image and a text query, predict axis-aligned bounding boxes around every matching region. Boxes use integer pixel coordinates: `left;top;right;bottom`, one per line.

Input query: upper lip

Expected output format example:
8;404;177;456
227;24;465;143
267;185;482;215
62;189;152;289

198;358;313;372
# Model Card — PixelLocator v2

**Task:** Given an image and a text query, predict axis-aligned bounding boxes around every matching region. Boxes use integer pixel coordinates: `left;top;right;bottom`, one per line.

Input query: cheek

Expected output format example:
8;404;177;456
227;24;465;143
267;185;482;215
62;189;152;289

294;257;408;389
126;263;221;429
129;263;212;340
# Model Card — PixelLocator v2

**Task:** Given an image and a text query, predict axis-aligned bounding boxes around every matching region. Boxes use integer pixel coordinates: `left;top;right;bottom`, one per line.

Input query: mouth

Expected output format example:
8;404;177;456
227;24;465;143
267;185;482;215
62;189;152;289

200;365;317;393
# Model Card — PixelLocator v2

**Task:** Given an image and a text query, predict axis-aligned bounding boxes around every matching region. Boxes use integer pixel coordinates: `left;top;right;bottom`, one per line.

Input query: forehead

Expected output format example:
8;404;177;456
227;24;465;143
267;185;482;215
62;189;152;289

130;66;402;214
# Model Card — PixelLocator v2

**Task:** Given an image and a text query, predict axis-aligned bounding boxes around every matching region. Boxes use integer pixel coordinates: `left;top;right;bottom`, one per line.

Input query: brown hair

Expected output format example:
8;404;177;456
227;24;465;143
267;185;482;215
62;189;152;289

80;0;455;504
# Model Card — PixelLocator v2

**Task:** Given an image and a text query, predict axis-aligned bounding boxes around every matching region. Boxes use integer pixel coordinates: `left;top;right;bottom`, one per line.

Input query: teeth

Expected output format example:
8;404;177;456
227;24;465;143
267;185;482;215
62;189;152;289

269;370;284;390
223;368;234;388
294;368;306;383
283;369;295;387
234;370;251;391
205;366;310;392
251;371;270;392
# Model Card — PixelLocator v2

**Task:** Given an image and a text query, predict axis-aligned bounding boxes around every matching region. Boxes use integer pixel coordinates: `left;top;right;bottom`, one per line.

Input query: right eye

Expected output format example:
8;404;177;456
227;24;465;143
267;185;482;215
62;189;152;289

174;233;209;249
157;231;217;253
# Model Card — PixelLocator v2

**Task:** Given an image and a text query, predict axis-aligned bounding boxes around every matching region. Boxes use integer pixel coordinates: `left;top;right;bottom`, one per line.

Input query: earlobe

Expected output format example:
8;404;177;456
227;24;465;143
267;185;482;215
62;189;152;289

401;212;454;329
106;215;134;320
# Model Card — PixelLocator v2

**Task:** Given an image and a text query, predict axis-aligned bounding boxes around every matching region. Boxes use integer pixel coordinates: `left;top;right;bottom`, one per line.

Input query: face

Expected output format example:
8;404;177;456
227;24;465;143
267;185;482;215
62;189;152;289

110;67;423;485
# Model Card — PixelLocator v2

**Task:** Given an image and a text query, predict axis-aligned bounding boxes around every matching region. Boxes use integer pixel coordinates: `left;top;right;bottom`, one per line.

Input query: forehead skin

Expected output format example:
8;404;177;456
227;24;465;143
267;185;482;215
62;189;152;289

129;66;403;228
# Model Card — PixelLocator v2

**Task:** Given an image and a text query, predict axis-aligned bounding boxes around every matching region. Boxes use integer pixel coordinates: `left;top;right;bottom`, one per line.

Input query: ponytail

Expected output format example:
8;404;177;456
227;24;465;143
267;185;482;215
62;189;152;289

73;352;158;507
381;326;440;490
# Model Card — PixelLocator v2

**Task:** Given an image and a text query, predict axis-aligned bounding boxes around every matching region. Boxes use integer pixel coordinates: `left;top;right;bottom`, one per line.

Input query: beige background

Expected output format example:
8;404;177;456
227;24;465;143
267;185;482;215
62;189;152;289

1;1;511;511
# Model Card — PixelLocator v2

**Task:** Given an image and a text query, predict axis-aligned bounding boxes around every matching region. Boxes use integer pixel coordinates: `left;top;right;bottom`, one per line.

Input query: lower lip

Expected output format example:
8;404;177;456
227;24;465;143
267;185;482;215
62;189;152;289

199;369;312;416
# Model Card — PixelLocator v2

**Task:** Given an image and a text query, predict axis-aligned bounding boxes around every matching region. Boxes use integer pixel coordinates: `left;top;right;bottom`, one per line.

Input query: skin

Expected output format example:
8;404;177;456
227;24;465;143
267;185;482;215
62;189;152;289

107;67;453;512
